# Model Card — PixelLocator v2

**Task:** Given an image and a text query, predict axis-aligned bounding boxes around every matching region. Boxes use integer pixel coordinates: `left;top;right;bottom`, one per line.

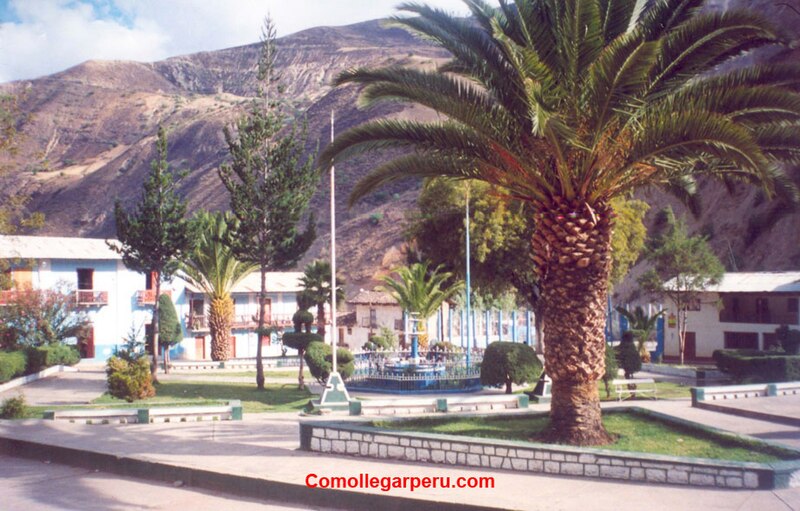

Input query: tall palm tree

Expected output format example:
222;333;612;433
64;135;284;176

300;260;345;339
319;0;800;445
381;262;464;353
179;211;257;361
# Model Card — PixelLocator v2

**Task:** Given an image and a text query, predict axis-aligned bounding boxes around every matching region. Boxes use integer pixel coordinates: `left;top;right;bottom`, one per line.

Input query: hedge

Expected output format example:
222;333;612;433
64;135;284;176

713;349;800;383
480;342;542;394
26;344;80;373
0;351;27;383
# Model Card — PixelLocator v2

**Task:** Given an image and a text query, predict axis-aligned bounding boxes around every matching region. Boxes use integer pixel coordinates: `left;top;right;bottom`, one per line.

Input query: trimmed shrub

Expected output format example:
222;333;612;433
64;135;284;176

480;342;543;394
26;344;80;373
0;350;28;383
617;331;642;378
283;332;322;388
106;356;156;402
304;341;354;383
713;349;800;383
0;394;27;419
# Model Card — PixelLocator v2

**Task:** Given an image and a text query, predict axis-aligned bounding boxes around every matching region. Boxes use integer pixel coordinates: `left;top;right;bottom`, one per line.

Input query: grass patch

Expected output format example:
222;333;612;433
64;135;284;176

372;411;796;463
93;381;313;413
15;382;313;419
597;380;691;401
179;369;311;379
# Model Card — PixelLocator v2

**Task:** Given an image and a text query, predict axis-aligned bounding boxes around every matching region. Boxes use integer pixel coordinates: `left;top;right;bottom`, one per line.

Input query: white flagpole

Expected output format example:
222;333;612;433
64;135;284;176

330;109;337;374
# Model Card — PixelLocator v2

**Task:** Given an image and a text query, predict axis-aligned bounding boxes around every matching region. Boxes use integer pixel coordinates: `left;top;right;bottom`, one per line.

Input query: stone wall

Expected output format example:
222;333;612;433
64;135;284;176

300;419;800;490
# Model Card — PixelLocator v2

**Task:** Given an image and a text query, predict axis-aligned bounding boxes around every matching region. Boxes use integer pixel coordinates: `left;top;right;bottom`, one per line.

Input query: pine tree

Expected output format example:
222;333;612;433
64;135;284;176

218;17;318;389
112;126;194;381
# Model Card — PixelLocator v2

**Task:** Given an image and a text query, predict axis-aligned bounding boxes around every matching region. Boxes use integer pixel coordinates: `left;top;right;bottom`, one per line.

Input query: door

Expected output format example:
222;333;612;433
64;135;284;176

81;326;95;359
228;336;237;358
195;336;206;360
684;332;696;361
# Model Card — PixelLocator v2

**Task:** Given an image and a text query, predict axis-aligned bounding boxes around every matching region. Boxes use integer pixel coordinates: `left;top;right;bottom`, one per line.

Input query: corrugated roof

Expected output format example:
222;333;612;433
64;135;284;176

347;289;398;305
184;271;304;294
674;272;800;293
0;235;122;260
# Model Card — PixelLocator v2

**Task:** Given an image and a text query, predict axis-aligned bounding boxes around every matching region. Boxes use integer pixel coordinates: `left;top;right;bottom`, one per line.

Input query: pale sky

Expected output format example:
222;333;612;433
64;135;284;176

0;0;474;84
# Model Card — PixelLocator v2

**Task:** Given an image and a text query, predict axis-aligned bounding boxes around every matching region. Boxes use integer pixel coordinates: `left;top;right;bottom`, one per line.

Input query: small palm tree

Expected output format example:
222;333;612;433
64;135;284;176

381;262;464;354
179;211;256;361
615;305;665;362
300;260;345;339
320;0;800;445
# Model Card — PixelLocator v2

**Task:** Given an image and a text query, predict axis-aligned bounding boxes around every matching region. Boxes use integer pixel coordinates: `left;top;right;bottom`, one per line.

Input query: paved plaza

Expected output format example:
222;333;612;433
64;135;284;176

1;368;799;510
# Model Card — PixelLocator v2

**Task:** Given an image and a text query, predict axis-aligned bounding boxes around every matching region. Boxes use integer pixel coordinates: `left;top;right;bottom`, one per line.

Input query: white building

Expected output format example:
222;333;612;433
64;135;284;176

664;272;800;361
0;235;306;361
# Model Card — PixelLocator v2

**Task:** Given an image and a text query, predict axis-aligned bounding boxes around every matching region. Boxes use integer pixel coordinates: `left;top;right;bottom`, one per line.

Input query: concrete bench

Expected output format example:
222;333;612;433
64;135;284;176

44;401;243;425
612;378;657;402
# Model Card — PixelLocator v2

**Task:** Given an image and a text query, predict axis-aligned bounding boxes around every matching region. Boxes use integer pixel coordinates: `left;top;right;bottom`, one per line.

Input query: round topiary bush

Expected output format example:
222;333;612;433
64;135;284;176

106;356;155;402
480;341;542;394
283;332;322;389
304;341;354;383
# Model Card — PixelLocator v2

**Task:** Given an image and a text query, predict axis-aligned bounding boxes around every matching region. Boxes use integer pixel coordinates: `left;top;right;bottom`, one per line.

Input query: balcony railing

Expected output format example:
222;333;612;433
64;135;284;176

187;313;300;332
75;290;108;306
719;310;799;325
136;289;172;306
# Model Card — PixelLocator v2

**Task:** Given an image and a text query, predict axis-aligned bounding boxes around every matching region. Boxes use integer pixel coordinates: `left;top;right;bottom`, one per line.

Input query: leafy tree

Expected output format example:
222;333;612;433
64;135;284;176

178;211;256;362
0;94;44;289
480;341;542;393
112;125;194;382
608;197;649;287
282;292;321;389
381;261;464;352
218;17;318;389
602;341;619;398
319;0;800;445
299;260;345;339
639;208;724;364
615;305;665;362
0;284;88;347
157;293;182;372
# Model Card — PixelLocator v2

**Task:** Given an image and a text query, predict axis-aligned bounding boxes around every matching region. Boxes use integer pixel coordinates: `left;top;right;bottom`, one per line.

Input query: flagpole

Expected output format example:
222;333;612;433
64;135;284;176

330;109;337;374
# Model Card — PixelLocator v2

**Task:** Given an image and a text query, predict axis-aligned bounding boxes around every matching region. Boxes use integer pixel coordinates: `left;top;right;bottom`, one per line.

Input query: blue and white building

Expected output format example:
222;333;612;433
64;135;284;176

0;235;305;361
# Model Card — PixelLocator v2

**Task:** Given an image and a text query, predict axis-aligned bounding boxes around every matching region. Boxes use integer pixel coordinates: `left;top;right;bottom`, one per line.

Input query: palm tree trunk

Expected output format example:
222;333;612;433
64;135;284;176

209;296;233;361
533;199;615;446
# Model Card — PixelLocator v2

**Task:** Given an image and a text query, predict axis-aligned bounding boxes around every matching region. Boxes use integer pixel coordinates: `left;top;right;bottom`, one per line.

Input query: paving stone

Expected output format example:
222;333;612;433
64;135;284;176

467;454;481;466
667;470;689;484
585;465;600;477
346;441;359;454
601;466;630;479
725;477;744;488
630;468;645;481
511;458;527;471
744;472;759;489
528;460;544;472
562;463;583;476
387;445;405;458
689;473;716;486
545;461;560;474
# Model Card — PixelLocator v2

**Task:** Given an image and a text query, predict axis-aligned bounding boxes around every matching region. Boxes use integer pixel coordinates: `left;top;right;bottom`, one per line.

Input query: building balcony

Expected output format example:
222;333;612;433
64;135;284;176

719;311;799;325
75;290;108;306
136;289;172;307
186;313;299;332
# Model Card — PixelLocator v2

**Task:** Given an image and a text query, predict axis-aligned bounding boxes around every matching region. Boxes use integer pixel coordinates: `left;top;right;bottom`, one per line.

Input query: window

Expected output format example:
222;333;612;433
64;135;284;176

684;297;701;311
788;298;798;313
755;298;770;322
370;308;377;328
724;331;758;350
77;269;93;290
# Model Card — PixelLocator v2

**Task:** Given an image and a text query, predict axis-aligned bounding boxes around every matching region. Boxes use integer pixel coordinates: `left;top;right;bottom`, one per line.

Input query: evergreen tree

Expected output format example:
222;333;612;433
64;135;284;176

299;260;345;339
157;293;182;372
639;207;725;364
218;17;318;389
112;125;194;381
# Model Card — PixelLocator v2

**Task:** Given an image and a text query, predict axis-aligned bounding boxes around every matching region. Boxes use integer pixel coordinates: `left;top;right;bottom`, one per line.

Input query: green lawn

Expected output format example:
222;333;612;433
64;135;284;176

372;412;796;463
14;381;313;418
180;369;311;379
597;380;691;401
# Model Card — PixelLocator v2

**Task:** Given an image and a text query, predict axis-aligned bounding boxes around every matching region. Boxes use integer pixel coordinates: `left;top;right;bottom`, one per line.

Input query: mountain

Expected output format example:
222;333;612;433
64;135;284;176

2;3;800;299
0;20;447;293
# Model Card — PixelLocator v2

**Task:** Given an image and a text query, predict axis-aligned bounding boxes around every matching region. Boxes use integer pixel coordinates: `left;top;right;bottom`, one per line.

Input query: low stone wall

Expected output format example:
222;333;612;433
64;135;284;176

300;410;800;490
44;401;243;425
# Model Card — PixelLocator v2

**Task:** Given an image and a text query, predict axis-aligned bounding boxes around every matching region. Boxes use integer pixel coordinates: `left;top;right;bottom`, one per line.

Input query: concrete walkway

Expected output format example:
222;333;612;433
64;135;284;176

2;368;800;510
0;366;107;406
2;400;800;511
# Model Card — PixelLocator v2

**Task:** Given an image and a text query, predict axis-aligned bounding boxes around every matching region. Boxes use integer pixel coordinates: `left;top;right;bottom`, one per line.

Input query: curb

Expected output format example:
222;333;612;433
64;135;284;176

0;437;509;511
693;401;800;427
